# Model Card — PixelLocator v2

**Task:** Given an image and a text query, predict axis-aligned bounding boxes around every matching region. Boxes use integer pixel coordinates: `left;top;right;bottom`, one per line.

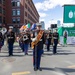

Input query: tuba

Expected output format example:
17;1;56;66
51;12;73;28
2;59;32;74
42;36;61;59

1;27;7;34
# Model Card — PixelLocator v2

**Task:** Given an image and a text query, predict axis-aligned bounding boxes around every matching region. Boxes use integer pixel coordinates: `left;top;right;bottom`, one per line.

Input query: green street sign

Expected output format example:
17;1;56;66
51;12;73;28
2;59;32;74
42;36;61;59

63;5;75;23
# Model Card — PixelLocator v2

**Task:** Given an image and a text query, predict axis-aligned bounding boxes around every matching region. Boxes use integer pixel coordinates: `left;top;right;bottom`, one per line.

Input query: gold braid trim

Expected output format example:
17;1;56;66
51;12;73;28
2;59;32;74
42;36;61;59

31;30;44;49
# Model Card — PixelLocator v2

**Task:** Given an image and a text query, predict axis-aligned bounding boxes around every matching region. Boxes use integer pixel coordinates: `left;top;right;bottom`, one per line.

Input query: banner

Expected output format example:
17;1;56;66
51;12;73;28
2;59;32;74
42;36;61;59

58;27;75;36
63;5;75;23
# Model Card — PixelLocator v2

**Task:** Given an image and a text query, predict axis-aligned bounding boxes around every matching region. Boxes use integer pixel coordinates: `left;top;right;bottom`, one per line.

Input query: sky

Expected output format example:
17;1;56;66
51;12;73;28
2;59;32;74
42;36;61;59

33;0;75;29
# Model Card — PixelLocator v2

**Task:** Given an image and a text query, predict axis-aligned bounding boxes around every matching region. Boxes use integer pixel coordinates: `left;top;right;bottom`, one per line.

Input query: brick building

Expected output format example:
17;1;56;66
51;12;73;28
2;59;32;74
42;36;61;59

0;0;39;28
0;0;5;26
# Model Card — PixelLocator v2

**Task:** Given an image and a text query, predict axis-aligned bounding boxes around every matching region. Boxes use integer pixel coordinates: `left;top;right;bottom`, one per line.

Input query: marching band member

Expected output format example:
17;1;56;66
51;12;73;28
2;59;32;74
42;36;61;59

53;29;59;54
31;23;45;71
46;30;52;51
7;28;15;56
22;30;30;55
0;31;3;52
19;32;24;52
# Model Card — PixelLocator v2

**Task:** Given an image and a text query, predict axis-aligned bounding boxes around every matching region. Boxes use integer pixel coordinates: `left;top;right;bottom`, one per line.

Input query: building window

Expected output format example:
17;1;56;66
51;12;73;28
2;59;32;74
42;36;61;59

12;10;16;16
3;17;5;23
25;19;27;24
3;0;5;5
17;1;20;7
0;16;2;23
28;7;30;12
3;8;5;15
17;10;20;16
0;0;2;4
12;2;16;6
0;7;2;13
12;18;16;23
28;1;30;5
25;12;27;17
17;18;20;23
25;3;27;9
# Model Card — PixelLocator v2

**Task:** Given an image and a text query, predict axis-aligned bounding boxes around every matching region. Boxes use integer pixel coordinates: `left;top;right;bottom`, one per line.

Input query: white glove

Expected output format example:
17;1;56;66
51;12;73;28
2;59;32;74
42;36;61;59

31;37;37;42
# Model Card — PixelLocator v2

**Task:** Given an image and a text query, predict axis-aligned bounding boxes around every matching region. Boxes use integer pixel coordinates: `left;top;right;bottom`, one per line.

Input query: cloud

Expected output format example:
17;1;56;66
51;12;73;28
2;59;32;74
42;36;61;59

48;18;63;24
35;0;75;11
35;1;55;11
45;18;63;29
40;19;45;21
45;18;74;29
39;12;47;17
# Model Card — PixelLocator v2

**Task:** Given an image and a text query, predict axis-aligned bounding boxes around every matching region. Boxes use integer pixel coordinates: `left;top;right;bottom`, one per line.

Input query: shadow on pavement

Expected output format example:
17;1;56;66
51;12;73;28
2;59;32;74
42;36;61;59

0;55;9;57
12;55;24;57
57;50;71;52
13;49;21;50
44;47;62;52
42;52;75;56
41;67;54;71
0;51;23;53
13;51;23;53
43;49;75;56
59;68;75;72
41;67;75;74
55;52;75;55
43;53;53;56
54;67;75;73
0;54;24;57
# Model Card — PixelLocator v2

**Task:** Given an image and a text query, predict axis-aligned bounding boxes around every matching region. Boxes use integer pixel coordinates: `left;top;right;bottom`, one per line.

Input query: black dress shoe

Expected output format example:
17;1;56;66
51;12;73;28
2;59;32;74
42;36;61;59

9;55;12;56
38;68;42;71
25;53;28;55
9;54;13;56
26;53;28;55
9;55;11;56
11;54;13;56
34;68;38;71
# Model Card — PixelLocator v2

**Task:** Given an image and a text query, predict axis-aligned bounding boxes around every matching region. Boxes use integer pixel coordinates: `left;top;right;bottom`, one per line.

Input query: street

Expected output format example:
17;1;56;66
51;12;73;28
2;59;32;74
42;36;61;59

0;43;75;75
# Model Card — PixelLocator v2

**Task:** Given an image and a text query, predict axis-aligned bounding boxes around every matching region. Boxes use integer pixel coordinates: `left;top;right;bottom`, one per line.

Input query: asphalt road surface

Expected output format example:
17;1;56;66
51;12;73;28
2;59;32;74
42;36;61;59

0;43;75;75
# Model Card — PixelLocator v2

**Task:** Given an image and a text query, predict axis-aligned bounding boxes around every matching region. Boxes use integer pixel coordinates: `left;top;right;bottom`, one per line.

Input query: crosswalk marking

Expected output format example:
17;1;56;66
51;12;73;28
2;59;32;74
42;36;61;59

12;71;30;75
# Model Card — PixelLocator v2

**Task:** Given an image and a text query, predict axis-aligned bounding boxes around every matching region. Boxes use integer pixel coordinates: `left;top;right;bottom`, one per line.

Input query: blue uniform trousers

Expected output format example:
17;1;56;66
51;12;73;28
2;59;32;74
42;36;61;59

47;44;50;51
47;39;51;51
2;39;4;46
33;48;43;69
24;44;28;54
53;39;58;54
8;42;13;55
19;42;24;52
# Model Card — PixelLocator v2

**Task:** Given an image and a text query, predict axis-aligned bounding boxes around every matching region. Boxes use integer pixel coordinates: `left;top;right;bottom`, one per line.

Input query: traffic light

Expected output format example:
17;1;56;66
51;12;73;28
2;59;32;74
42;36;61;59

51;24;57;28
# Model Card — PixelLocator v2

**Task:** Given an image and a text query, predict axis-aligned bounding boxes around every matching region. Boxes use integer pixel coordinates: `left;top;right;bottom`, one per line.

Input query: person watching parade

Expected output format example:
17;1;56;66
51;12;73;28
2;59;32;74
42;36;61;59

63;31;67;46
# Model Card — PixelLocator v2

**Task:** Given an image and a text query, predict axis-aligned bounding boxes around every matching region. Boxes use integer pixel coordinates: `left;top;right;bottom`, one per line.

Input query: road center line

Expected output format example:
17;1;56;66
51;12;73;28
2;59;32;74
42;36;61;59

68;65;75;68
12;71;30;75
